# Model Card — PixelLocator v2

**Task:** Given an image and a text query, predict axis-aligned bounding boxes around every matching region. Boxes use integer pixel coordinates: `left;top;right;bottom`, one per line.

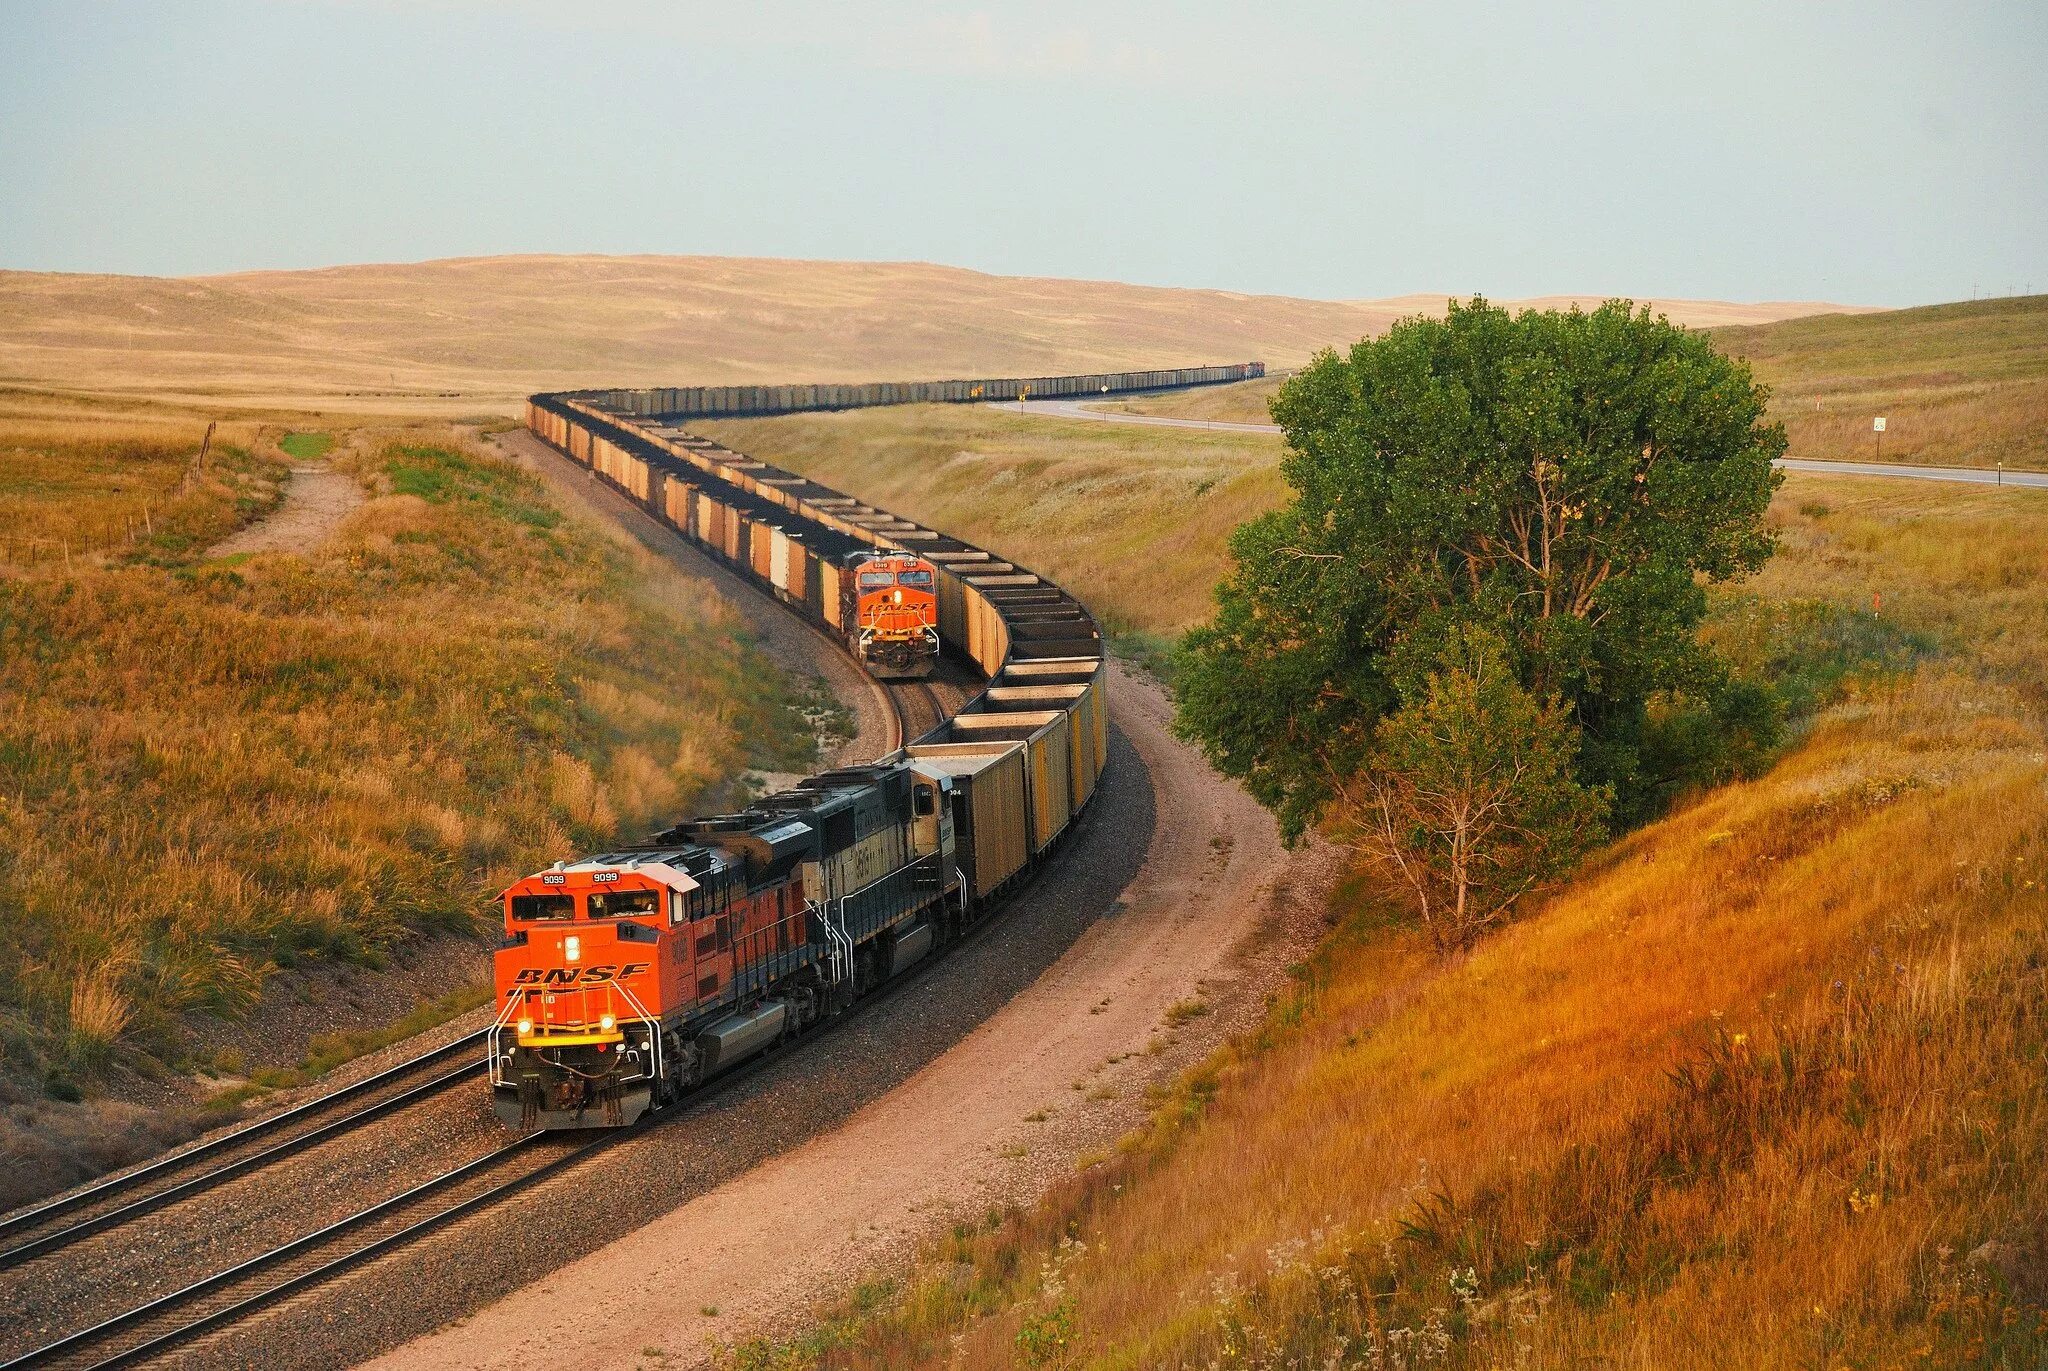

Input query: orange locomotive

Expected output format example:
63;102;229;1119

489;762;957;1129
845;550;939;679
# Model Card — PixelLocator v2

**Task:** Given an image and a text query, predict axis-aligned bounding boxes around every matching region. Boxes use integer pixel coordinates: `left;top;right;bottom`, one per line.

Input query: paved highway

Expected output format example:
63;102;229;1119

991;399;2048;489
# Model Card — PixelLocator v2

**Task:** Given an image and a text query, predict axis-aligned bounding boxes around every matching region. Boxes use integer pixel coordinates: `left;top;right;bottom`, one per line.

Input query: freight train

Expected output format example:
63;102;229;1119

493;365;1251;1128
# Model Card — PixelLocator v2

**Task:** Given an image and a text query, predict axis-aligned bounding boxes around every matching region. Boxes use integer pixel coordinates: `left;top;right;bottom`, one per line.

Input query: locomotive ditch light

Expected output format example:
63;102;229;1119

600;1012;616;1031
516;1017;534;1036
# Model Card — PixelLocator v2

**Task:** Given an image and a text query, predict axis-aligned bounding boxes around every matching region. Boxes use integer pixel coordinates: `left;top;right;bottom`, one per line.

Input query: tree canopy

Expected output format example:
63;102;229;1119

1174;298;1785;847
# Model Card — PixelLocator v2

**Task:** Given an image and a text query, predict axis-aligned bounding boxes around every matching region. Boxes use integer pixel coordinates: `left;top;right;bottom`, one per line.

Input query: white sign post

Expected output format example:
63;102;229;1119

1873;415;1887;461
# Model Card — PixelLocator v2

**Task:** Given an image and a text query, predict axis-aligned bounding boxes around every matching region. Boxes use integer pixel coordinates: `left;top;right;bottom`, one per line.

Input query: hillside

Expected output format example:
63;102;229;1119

709;449;2048;1371
0;408;823;1206
1106;294;2048;470
1721;294;2048;470
694;304;2048;1367
0;255;1866;416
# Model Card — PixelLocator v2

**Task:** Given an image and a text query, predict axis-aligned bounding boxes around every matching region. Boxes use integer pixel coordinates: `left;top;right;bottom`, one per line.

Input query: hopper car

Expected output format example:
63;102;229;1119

496;367;1242;1127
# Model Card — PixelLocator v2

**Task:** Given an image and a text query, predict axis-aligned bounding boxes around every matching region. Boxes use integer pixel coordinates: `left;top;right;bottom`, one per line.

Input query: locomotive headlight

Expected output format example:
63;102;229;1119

893;589;903;604
564;934;581;963
516;1017;534;1037
599;1012;616;1031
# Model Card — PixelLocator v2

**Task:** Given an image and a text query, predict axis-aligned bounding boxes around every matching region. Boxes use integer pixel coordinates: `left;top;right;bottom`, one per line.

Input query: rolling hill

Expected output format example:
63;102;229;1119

0;255;1867;415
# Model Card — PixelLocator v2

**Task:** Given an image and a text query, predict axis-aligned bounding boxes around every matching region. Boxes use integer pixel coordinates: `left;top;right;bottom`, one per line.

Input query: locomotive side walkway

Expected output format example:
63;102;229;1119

991;398;2048;488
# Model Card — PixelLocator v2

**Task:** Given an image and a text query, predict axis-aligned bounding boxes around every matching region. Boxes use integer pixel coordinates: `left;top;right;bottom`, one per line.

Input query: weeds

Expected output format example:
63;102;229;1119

0;426;816;1104
714;474;2048;1368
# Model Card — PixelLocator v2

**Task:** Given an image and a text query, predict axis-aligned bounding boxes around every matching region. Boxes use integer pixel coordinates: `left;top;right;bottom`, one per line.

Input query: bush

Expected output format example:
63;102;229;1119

1345;626;1609;949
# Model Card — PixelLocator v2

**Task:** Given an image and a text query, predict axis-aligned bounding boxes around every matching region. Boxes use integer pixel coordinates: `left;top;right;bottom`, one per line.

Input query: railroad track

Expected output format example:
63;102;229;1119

0;1129;604;1371
0;1032;487;1278
1;407;1100;1368
885;679;946;748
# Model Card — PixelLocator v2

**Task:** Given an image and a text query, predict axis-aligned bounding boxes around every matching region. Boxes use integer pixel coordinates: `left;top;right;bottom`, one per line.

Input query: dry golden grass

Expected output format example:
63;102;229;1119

0;417;285;567
0;256;1863;418
715;477;2048;1367
1102;375;1286;426
1125;295;2048;472
0;421;816;1118
1722;295;2048;471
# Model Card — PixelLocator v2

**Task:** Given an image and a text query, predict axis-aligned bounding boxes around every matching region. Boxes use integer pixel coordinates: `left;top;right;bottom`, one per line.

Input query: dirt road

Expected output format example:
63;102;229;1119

205;464;366;558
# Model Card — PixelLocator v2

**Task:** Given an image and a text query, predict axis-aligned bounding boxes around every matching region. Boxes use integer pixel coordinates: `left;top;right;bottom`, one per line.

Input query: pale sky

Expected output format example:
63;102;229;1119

2;1;2043;306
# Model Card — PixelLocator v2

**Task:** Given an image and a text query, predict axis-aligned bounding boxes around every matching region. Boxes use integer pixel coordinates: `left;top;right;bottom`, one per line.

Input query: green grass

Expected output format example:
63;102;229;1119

279;430;334;461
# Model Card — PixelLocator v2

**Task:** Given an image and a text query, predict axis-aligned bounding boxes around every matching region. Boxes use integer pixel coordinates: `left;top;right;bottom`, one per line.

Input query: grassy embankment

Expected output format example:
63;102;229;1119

703;304;2047;1367
0;406;819;1205
1110;294;2048;472
731;476;2048;1368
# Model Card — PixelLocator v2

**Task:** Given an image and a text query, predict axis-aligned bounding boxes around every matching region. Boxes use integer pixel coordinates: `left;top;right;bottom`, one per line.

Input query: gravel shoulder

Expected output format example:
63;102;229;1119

355;663;1337;1371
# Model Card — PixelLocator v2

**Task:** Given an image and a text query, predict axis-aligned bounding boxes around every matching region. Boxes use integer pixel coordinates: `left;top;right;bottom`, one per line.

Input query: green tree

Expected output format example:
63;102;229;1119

1345;627;1608;950
1175;297;1783;847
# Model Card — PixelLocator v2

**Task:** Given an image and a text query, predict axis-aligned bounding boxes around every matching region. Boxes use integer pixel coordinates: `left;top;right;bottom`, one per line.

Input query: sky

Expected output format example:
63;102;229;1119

1;1;2043;306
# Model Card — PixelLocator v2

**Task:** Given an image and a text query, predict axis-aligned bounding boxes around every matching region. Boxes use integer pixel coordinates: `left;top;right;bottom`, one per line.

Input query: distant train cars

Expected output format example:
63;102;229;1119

501;366;1249;1127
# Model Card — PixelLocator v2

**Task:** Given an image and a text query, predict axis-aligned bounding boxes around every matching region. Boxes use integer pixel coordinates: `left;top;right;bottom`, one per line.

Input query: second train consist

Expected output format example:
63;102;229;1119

496;369;1262;1127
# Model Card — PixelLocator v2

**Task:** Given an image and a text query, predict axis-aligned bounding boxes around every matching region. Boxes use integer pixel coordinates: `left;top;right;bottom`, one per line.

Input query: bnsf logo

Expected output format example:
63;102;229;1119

510;962;650;986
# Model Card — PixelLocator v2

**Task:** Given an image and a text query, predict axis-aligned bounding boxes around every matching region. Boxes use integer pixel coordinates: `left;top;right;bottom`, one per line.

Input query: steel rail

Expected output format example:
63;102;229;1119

0;1032;487;1271
0;1133;591;1371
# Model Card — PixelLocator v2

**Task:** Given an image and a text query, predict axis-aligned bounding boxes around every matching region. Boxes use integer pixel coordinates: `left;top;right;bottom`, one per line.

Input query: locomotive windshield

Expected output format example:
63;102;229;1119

858;570;893;589
896;569;934;587
588;889;662;918
510;893;576;921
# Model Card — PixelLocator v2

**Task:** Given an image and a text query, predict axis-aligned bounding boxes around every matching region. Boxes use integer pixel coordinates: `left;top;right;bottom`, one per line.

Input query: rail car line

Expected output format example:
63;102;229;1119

0;1032;487;1278
0;683;1062;1371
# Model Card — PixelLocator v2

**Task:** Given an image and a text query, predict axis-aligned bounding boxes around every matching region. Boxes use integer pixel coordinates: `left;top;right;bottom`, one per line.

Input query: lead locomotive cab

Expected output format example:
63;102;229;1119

844;549;939;679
